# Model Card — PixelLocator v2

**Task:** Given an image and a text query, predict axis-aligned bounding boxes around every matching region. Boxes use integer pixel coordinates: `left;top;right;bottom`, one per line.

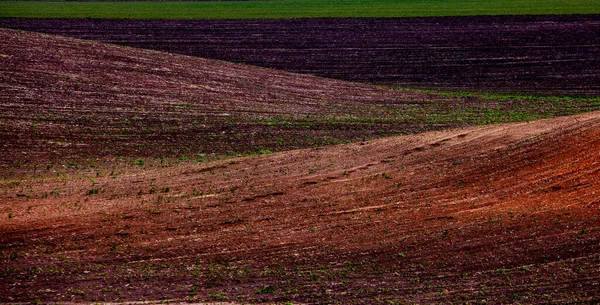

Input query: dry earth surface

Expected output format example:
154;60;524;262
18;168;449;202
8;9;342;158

2;15;599;95
0;28;478;173
2;110;600;303
2;28;598;178
1;27;600;304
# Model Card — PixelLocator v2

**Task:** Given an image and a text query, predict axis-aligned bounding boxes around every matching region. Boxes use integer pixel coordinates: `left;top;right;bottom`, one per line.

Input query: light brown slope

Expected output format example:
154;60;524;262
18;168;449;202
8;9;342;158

1;112;599;303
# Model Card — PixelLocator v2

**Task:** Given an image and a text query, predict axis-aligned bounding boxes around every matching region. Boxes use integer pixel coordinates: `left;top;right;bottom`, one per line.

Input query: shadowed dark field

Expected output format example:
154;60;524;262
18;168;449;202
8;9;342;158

4;28;598;176
2;15;599;95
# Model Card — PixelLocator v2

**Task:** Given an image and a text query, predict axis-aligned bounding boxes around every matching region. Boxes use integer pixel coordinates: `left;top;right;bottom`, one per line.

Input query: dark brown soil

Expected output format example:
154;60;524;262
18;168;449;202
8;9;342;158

2;15;599;95
3;28;599;178
0;28;446;173
5;28;595;179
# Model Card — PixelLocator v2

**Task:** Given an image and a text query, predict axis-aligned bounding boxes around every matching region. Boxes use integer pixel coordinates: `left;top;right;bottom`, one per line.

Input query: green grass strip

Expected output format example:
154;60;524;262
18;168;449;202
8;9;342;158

1;0;599;19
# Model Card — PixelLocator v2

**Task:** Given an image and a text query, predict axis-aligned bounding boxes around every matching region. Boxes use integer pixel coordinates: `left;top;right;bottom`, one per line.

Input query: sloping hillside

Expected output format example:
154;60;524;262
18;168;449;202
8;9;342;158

2;111;599;303
0;28;431;169
2;28;597;178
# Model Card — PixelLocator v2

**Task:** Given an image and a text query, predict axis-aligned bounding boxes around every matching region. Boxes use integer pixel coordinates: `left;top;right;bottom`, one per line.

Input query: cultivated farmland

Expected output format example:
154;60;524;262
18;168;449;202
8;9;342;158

2;92;600;303
3;15;599;95
2;4;600;304
4;29;596;177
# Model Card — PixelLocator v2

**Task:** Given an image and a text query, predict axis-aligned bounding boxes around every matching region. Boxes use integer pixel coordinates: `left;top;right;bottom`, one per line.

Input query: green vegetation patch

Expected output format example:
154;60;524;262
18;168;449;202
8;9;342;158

1;0;599;19
393;89;600;126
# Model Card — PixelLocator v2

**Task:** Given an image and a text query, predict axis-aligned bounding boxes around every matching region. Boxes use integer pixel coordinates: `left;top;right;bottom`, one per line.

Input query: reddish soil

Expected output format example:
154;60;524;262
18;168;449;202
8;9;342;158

2;109;599;303
2;15;599;95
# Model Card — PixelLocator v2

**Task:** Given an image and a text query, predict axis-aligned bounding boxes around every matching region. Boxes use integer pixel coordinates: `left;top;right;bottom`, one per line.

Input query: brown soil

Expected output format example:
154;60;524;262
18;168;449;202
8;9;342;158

0;27;442;171
2;110;599;304
3;27;598;179
3;16;599;96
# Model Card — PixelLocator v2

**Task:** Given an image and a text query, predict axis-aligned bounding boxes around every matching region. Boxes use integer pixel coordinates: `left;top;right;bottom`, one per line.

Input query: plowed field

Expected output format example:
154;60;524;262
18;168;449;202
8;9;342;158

3;15;599;95
2;110;599;304
4;28;598;177
1;28;600;305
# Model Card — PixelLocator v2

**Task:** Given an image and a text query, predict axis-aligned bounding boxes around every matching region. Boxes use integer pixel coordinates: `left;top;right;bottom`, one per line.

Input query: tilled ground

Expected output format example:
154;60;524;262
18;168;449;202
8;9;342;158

1;112;599;304
1;27;599;304
0;28;455;173
2;28;598;177
2;15;599;95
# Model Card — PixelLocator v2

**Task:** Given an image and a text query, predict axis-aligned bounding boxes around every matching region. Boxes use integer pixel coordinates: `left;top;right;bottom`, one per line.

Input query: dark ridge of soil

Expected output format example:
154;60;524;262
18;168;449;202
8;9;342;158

2;15;599;95
1;112;599;304
6;28;596;176
0;27;443;172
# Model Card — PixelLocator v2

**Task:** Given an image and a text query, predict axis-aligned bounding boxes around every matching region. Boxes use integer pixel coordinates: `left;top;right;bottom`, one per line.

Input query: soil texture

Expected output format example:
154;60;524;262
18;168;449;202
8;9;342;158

2;15;599;95
2;111;600;303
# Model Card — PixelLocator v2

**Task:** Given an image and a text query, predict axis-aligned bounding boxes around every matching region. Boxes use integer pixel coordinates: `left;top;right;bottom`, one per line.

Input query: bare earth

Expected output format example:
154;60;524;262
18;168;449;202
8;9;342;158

1;28;599;304
2;111;599;303
1;28;504;172
3;15;599;95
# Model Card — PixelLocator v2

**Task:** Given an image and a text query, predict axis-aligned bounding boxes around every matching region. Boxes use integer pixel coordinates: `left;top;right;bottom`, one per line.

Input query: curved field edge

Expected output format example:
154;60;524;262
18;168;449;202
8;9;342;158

2;28;600;177
1;112;599;303
0;0;600;19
